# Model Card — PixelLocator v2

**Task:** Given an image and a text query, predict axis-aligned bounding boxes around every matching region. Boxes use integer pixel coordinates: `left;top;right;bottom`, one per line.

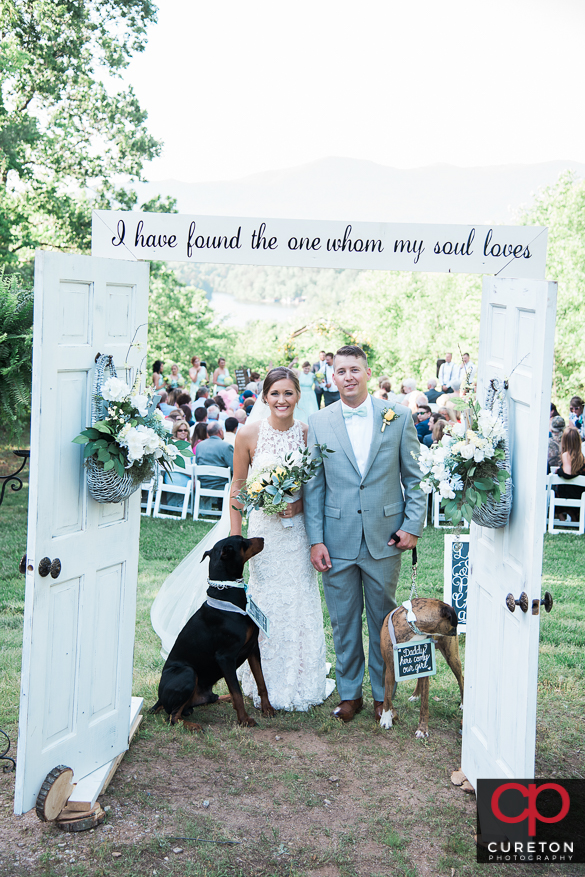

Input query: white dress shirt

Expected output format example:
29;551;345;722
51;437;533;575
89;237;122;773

323;361;336;390
438;360;458;387
341;394;374;478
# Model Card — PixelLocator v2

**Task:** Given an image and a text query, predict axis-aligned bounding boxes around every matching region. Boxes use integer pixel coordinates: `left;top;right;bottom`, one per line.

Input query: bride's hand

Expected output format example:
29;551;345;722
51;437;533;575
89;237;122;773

280;497;303;519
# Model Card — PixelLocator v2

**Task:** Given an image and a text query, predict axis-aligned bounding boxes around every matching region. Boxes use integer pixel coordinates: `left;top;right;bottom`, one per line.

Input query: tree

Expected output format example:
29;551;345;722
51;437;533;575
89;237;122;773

0;0;160;277
520;172;585;405
0;269;33;436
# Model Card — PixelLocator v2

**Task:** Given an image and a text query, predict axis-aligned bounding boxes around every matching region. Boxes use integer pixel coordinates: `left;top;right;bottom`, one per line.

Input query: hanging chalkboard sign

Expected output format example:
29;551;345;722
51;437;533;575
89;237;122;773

235;368;249;392
443;535;469;628
393;639;437;681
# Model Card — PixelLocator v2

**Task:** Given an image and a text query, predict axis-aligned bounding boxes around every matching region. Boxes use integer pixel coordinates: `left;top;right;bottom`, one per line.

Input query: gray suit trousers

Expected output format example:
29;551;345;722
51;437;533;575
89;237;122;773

323;538;402;702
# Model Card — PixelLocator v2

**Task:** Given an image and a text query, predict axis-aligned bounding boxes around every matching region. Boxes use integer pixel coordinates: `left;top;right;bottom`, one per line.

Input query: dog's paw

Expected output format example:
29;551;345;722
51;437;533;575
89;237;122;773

261;706;277;718
239;715;257;727
183;721;203;733
408;695;420;702
415;727;429;739
459;702;464;710
379;708;395;730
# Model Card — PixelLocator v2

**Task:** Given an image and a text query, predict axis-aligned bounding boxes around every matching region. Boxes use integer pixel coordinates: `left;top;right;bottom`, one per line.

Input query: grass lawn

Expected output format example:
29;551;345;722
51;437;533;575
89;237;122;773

0;472;584;877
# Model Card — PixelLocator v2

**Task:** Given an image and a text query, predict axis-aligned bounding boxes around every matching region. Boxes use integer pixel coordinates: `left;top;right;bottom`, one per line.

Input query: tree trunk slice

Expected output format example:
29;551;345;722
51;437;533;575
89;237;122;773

57;804;105;832
57;803;102;822
35;766;75;822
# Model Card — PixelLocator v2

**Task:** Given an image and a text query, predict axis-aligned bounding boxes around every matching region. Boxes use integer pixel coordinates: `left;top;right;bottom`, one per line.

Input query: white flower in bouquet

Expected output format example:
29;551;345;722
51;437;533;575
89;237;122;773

125;427;147;462
164;444;179;459
439;480;456;499
136;424;161;454
420;479;433;494
102;376;130;402
459;443;475;461
130;393;149;417
451;421;466;438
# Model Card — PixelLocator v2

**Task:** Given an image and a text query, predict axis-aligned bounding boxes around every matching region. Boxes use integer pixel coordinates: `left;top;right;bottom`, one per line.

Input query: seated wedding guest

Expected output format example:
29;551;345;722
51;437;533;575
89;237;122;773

193;387;209;411
553;427;585;520
167;389;179;408
436;378;462;410
423;412;447;446
213;395;229;420
569;396;585;440
431;418;448;444
159;420;192;507
167;363;184;390
157;390;174;416
373;388;388;400
192;422;208;451
234;408;247;426
207;404;220;421
223;416;238;446
379;379;399;403
152;359;165;394
409;391;429;414
244;402;255;417
180;403;194;426
438;405;457;423
176;392;192;408
425;378;442;404
195;420;234;508
550;402;560;420
166;409;184;424
548;416;565;471
194;407;208;425
399;378;417;404
415;405;433;442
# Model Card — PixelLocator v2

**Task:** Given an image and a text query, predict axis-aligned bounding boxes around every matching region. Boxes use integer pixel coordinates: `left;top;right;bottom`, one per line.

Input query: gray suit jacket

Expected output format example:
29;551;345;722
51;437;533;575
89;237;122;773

195;436;233;489
304;396;426;560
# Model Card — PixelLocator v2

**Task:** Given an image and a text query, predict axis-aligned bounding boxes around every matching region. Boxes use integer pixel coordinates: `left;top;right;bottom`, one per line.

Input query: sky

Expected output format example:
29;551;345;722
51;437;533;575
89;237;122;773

121;0;585;183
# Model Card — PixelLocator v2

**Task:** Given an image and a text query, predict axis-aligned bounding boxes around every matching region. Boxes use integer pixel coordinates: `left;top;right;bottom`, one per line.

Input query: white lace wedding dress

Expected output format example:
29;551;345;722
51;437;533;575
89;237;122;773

238;418;336;710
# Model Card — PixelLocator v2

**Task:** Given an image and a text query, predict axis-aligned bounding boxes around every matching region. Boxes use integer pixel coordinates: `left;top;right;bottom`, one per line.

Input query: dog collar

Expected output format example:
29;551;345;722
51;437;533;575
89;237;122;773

207;577;247;591
401;600;426;637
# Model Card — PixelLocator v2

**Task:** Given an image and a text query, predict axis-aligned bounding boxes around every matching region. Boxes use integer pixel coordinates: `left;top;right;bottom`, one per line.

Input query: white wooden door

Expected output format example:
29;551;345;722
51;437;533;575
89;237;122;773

461;277;557;787
14;252;149;814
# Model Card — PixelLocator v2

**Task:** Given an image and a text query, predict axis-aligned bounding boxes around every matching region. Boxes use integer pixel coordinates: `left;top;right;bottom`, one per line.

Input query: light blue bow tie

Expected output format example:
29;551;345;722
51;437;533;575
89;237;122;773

343;405;367;419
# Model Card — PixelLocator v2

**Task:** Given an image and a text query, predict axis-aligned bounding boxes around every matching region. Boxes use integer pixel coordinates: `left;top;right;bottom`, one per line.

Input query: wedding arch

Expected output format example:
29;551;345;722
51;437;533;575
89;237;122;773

14;208;555;813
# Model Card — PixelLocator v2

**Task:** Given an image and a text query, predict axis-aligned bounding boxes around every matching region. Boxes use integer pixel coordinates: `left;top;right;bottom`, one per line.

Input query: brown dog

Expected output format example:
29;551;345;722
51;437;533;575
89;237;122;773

379;598;464;738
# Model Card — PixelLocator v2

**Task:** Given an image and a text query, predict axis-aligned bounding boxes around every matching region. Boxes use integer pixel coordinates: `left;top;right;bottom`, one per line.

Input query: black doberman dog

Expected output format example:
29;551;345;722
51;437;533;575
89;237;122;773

150;535;276;729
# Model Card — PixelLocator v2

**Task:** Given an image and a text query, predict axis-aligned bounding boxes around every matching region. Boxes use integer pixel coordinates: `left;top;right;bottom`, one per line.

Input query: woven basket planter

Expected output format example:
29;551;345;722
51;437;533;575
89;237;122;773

85;354;148;504
471;378;513;529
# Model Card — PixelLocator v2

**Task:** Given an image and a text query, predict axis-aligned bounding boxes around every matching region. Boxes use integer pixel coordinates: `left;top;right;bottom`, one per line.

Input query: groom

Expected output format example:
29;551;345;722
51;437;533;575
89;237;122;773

304;345;426;722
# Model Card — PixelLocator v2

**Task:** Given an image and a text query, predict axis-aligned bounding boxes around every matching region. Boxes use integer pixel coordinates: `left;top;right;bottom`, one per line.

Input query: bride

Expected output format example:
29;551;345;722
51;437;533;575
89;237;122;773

230;367;335;711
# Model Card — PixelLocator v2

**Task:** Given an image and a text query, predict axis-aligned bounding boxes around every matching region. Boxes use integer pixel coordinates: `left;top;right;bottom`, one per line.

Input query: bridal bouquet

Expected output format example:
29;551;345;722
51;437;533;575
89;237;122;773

414;395;510;527
72;374;193;480
236;444;333;517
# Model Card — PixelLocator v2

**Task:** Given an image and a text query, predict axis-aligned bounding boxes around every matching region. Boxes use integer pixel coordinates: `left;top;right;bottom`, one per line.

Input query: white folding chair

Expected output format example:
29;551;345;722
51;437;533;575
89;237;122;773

153;464;193;520
543;471;555;533
140;478;155;516
547;475;585;534
192;465;231;521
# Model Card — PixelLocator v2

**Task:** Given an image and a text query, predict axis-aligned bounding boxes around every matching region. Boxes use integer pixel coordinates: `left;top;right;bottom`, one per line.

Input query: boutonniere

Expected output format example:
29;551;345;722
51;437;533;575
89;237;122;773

381;407;400;432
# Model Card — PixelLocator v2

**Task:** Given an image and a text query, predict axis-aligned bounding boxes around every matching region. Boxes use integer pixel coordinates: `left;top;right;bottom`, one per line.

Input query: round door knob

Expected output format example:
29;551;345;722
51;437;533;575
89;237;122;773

532;591;554;615
505;591;529;613
38;557;52;577
50;559;61;579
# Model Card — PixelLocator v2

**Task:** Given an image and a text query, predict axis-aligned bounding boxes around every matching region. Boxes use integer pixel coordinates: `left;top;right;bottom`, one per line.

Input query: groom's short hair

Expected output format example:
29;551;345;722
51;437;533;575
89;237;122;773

335;344;368;366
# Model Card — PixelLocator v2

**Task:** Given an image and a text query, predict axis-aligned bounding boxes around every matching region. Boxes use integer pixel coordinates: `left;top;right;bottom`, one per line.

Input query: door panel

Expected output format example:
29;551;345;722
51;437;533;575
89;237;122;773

461;277;557;786
14;252;149;814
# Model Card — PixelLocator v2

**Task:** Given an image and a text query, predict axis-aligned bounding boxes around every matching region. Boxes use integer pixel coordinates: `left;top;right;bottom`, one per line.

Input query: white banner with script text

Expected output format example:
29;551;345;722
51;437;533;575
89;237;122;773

92;210;547;278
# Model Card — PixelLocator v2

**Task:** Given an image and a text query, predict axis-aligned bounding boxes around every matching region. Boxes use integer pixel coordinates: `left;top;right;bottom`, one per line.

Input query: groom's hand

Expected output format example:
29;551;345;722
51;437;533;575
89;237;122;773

310;543;332;572
388;530;418;551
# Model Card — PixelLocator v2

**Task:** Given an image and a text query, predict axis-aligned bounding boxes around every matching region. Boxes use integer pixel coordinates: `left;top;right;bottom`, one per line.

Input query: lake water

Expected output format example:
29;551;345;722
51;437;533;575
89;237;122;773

209;290;301;325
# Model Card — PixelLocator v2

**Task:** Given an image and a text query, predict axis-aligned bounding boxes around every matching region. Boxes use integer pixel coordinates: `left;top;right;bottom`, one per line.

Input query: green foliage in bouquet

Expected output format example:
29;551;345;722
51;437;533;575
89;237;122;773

236;444;333;517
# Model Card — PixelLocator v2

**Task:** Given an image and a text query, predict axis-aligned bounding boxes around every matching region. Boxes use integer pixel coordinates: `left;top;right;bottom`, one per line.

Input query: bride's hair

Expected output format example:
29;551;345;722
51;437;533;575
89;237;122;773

262;367;301;401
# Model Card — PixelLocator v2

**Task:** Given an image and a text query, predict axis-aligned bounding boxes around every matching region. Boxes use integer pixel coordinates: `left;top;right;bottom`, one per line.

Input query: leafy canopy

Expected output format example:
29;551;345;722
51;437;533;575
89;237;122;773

0;0;160;272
